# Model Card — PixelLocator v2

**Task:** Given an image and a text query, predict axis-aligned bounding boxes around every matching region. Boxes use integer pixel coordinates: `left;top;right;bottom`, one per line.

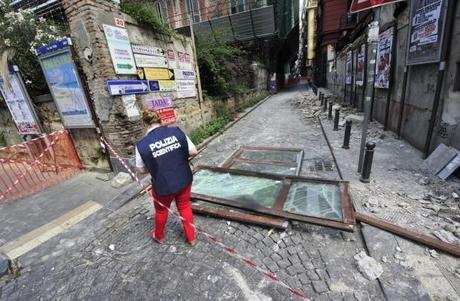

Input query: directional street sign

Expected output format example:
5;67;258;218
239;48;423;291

132;44;165;57
134;54;168;68
158;80;177;92
107;80;149;96
103;24;137;75
144;68;175;80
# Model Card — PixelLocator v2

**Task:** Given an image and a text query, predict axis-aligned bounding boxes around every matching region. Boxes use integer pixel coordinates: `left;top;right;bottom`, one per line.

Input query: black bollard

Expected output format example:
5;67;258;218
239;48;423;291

360;142;376;183
319;92;323;105
328;102;333;119
323;95;328;112
333;107;340;131
342;119;352;149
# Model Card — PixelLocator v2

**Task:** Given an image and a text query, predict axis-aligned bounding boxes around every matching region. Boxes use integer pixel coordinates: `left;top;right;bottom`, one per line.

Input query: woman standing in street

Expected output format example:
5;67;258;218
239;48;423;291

135;109;198;246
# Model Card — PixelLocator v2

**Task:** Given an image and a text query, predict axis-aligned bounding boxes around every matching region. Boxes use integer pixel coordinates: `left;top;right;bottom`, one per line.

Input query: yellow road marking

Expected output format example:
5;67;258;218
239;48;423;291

0;201;102;259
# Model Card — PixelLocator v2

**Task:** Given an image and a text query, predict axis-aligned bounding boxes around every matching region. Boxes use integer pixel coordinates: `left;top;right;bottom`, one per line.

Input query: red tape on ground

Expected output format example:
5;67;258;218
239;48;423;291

100;137;310;301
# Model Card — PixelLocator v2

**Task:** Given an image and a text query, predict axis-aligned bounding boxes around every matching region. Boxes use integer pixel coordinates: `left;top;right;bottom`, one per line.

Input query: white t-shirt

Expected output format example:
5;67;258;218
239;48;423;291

135;129;196;168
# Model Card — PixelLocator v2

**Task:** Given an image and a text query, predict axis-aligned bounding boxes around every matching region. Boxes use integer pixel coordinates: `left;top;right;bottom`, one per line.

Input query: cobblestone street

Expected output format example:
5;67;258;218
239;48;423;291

0;87;458;300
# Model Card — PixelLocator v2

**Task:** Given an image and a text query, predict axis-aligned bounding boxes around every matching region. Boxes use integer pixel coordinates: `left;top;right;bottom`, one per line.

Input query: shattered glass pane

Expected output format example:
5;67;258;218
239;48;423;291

192;170;282;208
231;161;298;175
283;182;342;220
239;150;299;163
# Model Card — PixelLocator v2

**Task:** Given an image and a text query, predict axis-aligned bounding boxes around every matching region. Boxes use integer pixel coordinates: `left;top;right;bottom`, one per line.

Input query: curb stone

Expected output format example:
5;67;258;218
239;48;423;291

0;252;10;277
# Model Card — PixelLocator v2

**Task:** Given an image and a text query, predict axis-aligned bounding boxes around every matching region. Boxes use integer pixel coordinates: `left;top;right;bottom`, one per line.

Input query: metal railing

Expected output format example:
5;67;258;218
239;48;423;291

0;130;82;203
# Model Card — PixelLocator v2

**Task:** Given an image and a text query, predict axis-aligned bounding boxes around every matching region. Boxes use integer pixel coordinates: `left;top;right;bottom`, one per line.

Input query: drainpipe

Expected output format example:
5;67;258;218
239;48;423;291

423;0;457;158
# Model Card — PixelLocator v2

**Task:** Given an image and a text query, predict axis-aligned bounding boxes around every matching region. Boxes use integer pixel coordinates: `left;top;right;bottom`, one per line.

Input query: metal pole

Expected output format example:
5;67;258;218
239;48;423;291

328;101;333;119
333;108;340;131
358;19;380;173
342;119;352;149
360;142;376;183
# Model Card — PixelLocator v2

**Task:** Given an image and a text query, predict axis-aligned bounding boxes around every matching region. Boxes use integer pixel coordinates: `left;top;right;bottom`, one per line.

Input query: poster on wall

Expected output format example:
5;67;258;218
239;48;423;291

355;45;365;86
103;24;137;74
38;40;95;128
345;51;352;85
0;69;41;135
177;51;192;70
375;28;393;89
407;0;448;65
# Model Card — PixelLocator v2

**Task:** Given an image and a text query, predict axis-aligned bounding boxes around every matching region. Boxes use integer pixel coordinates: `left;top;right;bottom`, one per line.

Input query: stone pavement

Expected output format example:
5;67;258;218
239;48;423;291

1;86;455;300
0;172;128;245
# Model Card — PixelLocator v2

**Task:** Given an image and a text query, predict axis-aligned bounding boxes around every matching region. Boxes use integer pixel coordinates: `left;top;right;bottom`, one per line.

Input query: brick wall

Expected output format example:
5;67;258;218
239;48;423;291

61;0;268;172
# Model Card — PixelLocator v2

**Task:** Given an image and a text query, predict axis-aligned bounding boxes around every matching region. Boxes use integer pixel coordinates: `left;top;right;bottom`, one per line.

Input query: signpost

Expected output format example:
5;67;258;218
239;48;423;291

0;66;42;135
142;68;174;80
148;80;160;92
132;44;165;57
103;24;137;75
350;0;405;13
358;21;380;173
106;80;150;96
37;39;95;128
133;53;168;68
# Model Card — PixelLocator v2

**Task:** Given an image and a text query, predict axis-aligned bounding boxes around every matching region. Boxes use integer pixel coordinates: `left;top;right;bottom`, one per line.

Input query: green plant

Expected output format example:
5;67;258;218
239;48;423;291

196;32;250;97
0;0;63;92
120;1;174;37
189;108;232;145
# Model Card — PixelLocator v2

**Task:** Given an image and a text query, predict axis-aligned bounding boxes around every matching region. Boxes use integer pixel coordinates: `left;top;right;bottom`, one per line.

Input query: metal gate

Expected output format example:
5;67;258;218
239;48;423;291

0;129;82;203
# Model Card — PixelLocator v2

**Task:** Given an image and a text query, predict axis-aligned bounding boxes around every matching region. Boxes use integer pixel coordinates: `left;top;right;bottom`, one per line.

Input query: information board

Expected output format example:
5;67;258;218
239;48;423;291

407;0;448;65
103;24;137;74
38;43;95;128
0;70;41;135
355;45;365;86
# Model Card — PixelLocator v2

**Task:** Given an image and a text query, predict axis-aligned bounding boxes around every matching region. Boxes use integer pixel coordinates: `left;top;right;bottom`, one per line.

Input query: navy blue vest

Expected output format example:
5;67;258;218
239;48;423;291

136;126;193;196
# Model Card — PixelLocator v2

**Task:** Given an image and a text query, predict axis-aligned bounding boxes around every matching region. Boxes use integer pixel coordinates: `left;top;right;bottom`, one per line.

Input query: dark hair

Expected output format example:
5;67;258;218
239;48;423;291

142;109;161;125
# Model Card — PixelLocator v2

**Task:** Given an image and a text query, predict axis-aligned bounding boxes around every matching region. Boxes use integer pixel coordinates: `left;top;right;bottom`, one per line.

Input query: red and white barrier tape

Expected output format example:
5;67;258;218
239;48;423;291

0;131;64;201
100;137;309;300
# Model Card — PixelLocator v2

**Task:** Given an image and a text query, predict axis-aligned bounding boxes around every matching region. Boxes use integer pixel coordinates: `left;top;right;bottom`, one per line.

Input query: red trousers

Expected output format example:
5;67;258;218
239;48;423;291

150;184;195;242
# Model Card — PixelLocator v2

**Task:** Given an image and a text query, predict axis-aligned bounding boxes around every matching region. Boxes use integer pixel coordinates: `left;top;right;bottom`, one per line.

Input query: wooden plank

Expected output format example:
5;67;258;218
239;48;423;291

192;203;288;229
355;212;460;258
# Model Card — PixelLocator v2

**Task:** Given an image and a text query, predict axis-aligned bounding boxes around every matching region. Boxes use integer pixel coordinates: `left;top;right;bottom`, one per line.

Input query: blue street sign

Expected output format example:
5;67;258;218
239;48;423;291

107;80;150;96
148;80;160;92
36;38;72;56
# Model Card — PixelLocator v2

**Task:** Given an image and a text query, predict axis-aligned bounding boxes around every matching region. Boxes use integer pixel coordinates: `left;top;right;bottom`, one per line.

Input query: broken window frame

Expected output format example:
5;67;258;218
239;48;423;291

222;146;304;176
191;166;355;231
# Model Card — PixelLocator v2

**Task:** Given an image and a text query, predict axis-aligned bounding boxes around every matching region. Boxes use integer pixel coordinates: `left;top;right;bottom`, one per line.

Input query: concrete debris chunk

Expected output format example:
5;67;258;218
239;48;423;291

354;251;383;280
432;229;460;245
110;172;133;188
418;177;430;186
429;249;439;258
0;252;9;277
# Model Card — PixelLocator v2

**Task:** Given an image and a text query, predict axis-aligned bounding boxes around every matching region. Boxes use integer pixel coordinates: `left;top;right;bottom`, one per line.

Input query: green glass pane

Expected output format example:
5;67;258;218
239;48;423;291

192;170;282;208
231;161;297;175
283;182;342;221
239;150;299;163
